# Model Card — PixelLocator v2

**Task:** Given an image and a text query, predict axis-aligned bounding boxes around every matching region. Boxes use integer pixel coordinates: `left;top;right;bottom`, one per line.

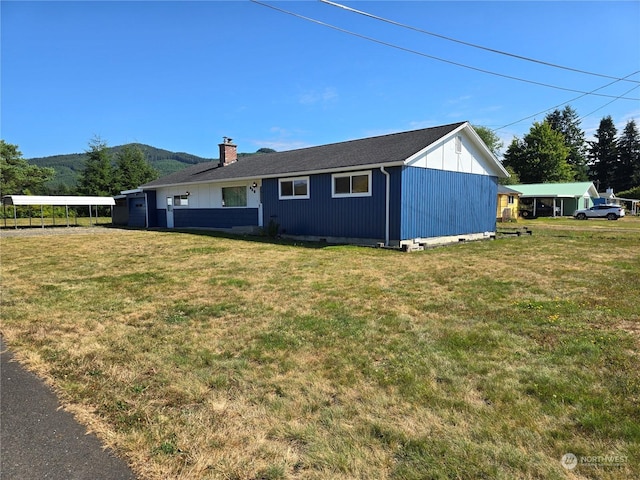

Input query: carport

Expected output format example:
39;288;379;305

509;182;599;218
1;195;115;228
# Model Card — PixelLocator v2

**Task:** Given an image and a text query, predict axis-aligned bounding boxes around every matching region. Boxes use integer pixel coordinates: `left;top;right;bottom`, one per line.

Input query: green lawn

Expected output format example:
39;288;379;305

1;218;638;479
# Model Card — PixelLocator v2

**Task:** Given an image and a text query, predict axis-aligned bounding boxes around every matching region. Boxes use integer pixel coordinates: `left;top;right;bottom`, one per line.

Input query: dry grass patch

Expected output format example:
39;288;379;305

1;220;639;479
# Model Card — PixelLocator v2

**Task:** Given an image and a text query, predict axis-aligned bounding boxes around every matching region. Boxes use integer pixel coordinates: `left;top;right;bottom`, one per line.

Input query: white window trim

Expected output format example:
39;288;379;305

331;171;372;198
279;176;310;200
173;194;189;207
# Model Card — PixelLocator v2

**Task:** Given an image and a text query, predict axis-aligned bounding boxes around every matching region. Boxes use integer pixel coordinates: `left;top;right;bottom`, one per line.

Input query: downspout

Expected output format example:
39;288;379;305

380;166;390;246
144;192;149;228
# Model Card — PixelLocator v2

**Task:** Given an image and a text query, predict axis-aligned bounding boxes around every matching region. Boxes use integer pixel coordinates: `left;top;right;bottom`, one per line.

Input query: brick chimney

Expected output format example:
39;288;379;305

219;137;237;167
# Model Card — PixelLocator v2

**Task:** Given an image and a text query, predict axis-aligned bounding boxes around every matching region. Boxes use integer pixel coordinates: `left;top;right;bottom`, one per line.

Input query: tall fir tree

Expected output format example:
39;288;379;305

502;121;572;184
588;116;618;191
0;140;54;195
545;106;588;180
114;145;158;193
615;119;640;191
78;136;115;196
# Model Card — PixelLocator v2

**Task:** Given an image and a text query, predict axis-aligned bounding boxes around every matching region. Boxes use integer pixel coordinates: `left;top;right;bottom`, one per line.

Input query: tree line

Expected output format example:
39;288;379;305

496;106;640;196
0;137;159;198
3;113;640;202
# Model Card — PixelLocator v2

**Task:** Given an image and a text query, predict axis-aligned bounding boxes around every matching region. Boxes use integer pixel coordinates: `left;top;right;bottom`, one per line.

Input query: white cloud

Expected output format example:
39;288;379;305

298;87;338;106
250;127;314;152
446;95;472;105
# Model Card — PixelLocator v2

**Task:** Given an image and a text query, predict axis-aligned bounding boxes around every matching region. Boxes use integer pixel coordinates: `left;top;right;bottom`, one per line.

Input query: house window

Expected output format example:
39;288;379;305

332;171;372;197
507;195;515;205
222;186;247;207
173;195;189;206
279;177;309;199
455;135;462;153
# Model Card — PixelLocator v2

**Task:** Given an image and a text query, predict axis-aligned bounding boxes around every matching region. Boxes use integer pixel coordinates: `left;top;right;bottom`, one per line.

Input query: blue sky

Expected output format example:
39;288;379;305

2;1;639;159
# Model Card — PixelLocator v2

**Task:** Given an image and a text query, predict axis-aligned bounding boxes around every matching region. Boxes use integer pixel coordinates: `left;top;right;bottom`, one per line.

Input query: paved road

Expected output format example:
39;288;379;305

1;338;137;479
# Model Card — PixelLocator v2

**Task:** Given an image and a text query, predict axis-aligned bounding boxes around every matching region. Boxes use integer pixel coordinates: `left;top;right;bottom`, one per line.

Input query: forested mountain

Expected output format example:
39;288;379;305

28;144;212;191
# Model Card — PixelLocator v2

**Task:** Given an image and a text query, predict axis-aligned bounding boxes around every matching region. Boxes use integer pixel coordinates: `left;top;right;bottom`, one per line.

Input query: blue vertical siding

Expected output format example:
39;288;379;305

387;166;403;243
262;170;388;240
152;208;257;229
156;209;167;228
400;167;497;239
144;190;158;227
174;208;258;228
144;167;496;240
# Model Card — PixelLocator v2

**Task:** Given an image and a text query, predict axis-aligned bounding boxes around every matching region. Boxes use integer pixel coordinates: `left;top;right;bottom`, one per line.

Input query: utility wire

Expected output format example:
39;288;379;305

579;83;640;121
497;70;640;131
321;0;640;85
251;0;639;101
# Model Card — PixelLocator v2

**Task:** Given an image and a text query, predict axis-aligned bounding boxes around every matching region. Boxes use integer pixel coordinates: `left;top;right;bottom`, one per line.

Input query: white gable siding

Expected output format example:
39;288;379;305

154;180;261;209
405;128;495;176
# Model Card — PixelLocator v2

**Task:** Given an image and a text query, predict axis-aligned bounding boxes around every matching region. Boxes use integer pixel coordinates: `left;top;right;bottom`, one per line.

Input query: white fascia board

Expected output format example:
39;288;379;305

403;122;509;177
519;194;579;198
586;184;599;197
458;123;510;177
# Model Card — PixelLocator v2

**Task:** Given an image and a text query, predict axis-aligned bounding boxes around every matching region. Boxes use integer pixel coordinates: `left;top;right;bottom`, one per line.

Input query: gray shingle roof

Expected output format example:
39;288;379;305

142;122;466;188
497;185;522;195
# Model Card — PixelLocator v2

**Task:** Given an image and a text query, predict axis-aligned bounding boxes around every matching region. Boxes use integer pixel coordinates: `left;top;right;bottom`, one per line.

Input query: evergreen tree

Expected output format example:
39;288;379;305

0;140;54;195
78;136;115;196
588;116;618;191
545;106;588;180
616;119;640;191
114;144;158;193
502;121;572;183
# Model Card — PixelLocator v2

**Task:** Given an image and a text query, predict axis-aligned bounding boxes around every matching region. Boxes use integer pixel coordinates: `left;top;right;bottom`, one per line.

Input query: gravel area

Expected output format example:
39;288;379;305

0;226;122;238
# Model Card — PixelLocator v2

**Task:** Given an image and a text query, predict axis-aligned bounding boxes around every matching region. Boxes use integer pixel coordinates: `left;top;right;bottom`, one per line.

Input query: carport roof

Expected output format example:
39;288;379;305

2;195;115;206
508;182;598;198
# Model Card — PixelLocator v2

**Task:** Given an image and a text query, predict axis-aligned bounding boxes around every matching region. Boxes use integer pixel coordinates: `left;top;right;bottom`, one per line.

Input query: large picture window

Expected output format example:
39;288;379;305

332;171;372;197
279;177;309;199
222;186;247;207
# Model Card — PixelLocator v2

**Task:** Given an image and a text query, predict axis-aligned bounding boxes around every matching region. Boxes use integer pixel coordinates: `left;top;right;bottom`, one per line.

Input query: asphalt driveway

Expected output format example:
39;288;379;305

1;337;137;479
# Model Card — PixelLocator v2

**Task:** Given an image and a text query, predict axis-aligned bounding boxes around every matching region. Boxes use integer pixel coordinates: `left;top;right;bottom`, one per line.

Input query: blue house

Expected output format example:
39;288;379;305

130;122;508;247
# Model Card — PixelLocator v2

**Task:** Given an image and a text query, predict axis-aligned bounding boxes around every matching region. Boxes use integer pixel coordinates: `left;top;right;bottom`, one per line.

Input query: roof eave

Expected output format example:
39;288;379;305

138;161;407;189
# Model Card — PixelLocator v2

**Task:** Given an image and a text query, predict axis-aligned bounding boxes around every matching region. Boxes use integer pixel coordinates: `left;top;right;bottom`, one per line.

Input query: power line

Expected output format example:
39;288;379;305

497;71;640;131
321;0;640;85
579;83;640;121
251;1;640;101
